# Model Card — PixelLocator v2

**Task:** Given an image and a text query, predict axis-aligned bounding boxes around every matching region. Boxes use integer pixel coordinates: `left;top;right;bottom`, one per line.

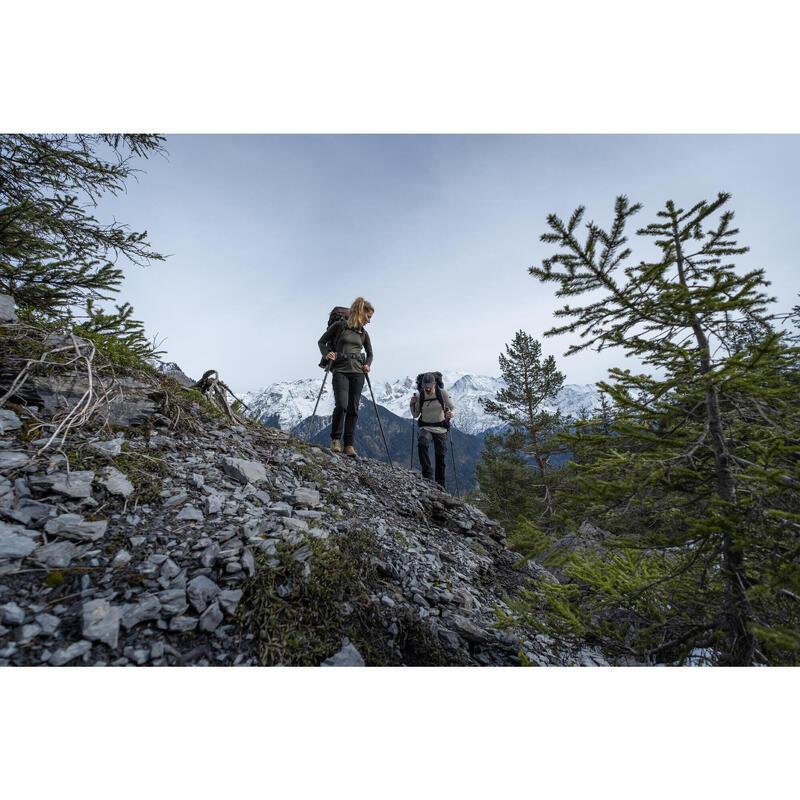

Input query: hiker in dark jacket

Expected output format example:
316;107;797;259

317;297;374;456
410;372;455;488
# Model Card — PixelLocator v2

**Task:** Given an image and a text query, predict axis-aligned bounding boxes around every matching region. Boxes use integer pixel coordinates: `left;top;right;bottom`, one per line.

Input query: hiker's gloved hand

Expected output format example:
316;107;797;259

362;364;371;373
326;352;336;360
445;411;454;419
410;394;418;406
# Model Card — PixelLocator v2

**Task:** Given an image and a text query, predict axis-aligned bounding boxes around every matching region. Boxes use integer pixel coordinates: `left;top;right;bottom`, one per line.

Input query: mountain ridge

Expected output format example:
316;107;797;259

243;372;602;436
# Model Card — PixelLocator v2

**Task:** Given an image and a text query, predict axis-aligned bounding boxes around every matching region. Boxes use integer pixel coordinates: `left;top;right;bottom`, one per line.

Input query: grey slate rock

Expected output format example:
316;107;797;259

15;622;42;644
160;558;181;581
34;540;77;569
35;613;61;636
0;529;37;559
101;466;134;498
187;575;221;613
204;493;224;515
450;615;493;644
49;640;92;666
120;595;162;629
218;589;242;616
111;549;132;569
82;599;120;648
89;439;123;457
176;504;204;522
1;601;25;625
0;410;22;434
221;456;267;485
157;589;188;617
44;514;108;541
0;451;30;470
4;498;53;526
321;642;365;667
169;615;198;632
200;542;220;568
51;470;95;498
163;492;188;509
198;601;223;632
241;547;255;576
291;488;321;508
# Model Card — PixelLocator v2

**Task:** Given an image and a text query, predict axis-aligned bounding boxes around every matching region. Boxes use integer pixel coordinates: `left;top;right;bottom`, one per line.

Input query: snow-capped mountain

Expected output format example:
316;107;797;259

242;372;602;436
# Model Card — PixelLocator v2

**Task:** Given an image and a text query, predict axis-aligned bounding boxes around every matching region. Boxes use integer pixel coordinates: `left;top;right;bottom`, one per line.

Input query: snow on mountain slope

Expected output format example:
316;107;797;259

243;373;602;436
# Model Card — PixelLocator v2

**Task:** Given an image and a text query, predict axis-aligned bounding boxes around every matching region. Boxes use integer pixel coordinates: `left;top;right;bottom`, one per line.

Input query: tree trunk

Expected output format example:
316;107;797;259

673;221;755;665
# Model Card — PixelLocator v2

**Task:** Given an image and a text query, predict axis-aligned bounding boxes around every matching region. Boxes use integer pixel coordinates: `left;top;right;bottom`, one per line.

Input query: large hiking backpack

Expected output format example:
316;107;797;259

415;371;450;429
318;306;366;368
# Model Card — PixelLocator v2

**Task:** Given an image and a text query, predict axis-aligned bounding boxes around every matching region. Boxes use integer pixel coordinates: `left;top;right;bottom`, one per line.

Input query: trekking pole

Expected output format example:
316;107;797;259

304;359;333;444
448;425;460;498
364;371;393;467
409;417;415;470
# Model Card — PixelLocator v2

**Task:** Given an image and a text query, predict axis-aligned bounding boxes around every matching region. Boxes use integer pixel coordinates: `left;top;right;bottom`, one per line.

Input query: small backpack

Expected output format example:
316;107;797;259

318;306;366;368
415;371;450;429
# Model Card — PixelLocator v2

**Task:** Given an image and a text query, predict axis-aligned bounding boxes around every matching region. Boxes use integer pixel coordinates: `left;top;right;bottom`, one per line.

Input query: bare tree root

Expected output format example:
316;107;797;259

193;369;250;424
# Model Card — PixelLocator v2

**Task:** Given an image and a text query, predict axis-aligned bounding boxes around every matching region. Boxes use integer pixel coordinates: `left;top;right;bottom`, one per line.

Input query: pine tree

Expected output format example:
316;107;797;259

476;330;565;524
0;134;165;315
528;193;800;665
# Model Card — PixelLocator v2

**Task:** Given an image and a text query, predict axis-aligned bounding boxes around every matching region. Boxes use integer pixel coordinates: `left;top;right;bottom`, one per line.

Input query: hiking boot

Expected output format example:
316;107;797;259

343;445;357;457
331;439;341;453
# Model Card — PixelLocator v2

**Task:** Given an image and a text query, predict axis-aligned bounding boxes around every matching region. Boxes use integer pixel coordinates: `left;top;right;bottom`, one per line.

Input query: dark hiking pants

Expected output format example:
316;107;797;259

331;371;365;446
418;427;447;487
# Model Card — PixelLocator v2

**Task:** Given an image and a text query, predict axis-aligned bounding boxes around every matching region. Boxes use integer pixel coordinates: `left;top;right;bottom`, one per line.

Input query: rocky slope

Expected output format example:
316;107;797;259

0;312;609;667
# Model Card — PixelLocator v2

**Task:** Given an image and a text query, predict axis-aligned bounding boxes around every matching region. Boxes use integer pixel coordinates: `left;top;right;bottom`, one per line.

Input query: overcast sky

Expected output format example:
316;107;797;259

99;135;800;394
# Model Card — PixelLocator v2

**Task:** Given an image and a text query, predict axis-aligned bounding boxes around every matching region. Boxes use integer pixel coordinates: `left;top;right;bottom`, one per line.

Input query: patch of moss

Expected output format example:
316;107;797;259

297;460;324;485
64;442;170;506
44;571;65;588
236;525;452;666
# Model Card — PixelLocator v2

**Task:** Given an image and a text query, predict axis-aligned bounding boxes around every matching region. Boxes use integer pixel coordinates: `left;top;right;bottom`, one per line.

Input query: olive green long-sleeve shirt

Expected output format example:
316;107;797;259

318;323;373;373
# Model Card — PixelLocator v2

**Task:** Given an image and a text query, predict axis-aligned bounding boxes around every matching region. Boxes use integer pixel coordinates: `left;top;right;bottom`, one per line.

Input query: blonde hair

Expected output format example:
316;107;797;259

347;297;374;328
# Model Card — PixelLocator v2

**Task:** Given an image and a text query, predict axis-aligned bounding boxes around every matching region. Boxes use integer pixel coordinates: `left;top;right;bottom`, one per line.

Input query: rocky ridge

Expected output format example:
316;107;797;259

1;311;608;667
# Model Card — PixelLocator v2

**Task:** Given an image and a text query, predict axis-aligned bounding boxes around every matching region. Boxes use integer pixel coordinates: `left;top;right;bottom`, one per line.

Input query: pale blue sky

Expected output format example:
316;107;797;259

101;135;800;393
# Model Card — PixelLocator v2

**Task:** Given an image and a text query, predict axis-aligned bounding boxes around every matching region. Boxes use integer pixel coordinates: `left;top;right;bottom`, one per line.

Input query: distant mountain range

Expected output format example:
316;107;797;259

242;372;602;437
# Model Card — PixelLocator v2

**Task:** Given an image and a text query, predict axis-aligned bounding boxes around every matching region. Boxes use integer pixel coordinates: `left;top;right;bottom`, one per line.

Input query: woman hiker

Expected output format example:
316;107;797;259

317;297;374;456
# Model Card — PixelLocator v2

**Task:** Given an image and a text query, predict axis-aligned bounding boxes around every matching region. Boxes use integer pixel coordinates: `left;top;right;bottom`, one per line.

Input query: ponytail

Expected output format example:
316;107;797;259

347;297;374;328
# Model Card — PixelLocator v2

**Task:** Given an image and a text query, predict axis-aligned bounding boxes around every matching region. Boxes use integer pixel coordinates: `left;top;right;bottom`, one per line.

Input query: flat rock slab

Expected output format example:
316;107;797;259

291;488;321;508
176;505;204;522
321;642;365;667
101;466;134;498
120;595;161;629
450;615;493;644
0;528;38;559
51;471;95;499
34;540;77;569
82;599;120;648
0;451;30;470
88;439;124;457
49;640;92;666
44;514;108;542
221;457;267;485
0;409;22;434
